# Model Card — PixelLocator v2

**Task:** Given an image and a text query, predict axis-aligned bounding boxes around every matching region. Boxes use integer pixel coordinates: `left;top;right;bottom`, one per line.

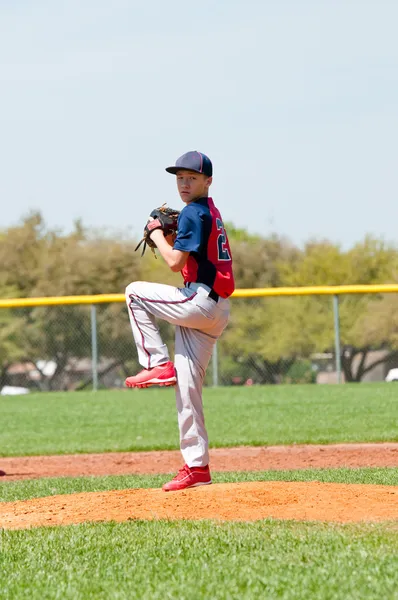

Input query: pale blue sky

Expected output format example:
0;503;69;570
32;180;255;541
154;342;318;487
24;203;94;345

1;1;397;247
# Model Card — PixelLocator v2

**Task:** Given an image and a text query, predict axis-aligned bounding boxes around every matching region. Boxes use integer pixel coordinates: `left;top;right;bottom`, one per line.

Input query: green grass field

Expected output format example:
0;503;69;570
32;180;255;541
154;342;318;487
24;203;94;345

1;384;398;599
0;383;397;456
1;519;398;600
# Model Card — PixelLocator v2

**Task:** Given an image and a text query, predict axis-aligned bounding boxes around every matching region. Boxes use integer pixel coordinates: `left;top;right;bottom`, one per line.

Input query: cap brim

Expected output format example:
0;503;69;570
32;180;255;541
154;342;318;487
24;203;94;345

165;166;202;175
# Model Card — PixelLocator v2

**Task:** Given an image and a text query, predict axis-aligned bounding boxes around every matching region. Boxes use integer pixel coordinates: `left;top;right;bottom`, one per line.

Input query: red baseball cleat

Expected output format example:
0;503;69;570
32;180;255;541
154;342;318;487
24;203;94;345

162;464;212;492
125;361;176;389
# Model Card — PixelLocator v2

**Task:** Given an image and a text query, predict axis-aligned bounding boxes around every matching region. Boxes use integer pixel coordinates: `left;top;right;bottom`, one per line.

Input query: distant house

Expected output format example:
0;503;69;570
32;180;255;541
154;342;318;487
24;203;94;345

314;349;398;384
5;357;124;390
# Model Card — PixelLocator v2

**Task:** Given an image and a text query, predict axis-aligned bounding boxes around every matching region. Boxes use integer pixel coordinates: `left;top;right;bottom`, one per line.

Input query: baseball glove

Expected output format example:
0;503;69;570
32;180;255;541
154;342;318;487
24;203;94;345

135;204;180;257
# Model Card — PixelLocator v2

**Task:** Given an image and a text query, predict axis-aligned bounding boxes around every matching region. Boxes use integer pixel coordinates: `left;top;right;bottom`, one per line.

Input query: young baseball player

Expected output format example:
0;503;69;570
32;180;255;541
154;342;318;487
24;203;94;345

125;151;235;491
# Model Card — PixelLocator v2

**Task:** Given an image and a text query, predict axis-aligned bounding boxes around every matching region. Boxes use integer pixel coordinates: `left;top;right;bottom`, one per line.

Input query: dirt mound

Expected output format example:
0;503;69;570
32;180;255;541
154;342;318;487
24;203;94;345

1;481;398;530
2;443;398;481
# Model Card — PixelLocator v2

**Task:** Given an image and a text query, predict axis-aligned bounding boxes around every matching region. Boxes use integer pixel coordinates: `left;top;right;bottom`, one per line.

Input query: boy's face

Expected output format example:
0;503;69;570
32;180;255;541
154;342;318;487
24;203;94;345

176;170;212;204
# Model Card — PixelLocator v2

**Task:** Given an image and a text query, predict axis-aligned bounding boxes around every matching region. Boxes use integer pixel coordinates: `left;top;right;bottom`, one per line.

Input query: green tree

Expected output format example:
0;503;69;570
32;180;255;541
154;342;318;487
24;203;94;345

0;283;27;387
0;214;145;388
0;309;26;387
340;294;398;382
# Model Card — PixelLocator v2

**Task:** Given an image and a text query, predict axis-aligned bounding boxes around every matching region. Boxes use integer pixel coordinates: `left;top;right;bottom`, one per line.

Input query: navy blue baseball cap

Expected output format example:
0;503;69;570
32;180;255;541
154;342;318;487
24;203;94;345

166;151;213;177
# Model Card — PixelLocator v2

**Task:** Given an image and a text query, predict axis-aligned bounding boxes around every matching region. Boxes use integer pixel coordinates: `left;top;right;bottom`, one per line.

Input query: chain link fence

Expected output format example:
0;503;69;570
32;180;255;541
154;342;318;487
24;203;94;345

1;289;398;392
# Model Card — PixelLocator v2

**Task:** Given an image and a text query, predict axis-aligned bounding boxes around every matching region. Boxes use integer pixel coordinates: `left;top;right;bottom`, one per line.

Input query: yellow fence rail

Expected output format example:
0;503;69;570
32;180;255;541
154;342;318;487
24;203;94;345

1;284;398;309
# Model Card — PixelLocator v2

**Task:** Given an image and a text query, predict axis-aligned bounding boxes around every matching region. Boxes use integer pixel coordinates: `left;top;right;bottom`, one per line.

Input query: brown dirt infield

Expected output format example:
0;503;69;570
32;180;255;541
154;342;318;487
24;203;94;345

1;444;398;529
1;481;398;530
1;443;398;481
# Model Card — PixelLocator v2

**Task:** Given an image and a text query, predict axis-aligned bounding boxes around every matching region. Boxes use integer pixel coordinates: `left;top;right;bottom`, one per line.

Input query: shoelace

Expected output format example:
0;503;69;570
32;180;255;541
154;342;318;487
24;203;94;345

175;465;190;480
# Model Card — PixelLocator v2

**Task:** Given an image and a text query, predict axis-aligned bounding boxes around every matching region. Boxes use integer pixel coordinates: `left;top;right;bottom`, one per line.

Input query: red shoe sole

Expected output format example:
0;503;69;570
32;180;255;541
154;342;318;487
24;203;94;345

126;378;176;389
163;480;212;492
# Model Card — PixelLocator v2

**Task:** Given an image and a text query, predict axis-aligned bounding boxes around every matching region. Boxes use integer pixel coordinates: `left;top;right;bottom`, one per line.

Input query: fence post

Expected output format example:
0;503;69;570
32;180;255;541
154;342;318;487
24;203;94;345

90;304;99;392
333;295;342;384
212;342;219;387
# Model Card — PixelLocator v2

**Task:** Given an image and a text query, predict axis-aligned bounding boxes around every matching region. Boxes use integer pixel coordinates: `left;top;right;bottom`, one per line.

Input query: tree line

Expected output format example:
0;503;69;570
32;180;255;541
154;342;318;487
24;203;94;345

1;212;397;388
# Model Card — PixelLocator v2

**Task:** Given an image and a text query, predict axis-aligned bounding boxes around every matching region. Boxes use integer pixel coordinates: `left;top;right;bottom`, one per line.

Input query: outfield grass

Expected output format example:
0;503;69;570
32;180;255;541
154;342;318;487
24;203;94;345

1;467;398;503
0;383;397;456
1;519;398;600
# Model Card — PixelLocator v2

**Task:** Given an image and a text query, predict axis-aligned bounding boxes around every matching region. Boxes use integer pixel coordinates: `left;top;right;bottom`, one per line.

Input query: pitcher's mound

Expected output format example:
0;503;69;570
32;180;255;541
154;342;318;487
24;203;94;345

1;481;398;530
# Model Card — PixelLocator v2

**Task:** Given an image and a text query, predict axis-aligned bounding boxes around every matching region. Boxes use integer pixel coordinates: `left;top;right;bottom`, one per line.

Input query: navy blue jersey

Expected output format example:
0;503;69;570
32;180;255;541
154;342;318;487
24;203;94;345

173;197;234;298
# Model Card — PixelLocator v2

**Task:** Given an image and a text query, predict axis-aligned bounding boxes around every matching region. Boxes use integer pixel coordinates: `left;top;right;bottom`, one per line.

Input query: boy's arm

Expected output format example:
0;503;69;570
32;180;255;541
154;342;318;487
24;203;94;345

150;229;189;272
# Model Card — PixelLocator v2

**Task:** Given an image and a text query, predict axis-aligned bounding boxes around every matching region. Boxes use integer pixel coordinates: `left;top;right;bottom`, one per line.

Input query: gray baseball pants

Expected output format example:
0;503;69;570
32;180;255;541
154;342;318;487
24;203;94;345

125;281;230;467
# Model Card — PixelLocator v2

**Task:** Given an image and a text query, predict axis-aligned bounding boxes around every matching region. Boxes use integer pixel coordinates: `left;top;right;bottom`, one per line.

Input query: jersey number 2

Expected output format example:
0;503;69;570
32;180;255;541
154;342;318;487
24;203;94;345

216;219;231;261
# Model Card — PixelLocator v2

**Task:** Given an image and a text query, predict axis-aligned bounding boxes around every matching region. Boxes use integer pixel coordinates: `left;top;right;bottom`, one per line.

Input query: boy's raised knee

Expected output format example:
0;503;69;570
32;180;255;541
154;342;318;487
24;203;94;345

125;281;140;298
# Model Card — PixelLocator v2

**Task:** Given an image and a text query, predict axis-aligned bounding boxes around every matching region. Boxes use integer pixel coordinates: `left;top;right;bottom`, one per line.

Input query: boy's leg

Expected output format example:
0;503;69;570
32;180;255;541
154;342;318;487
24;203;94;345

125;280;224;370
125;282;171;369
162;322;229;491
126;280;231;488
174;325;218;468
